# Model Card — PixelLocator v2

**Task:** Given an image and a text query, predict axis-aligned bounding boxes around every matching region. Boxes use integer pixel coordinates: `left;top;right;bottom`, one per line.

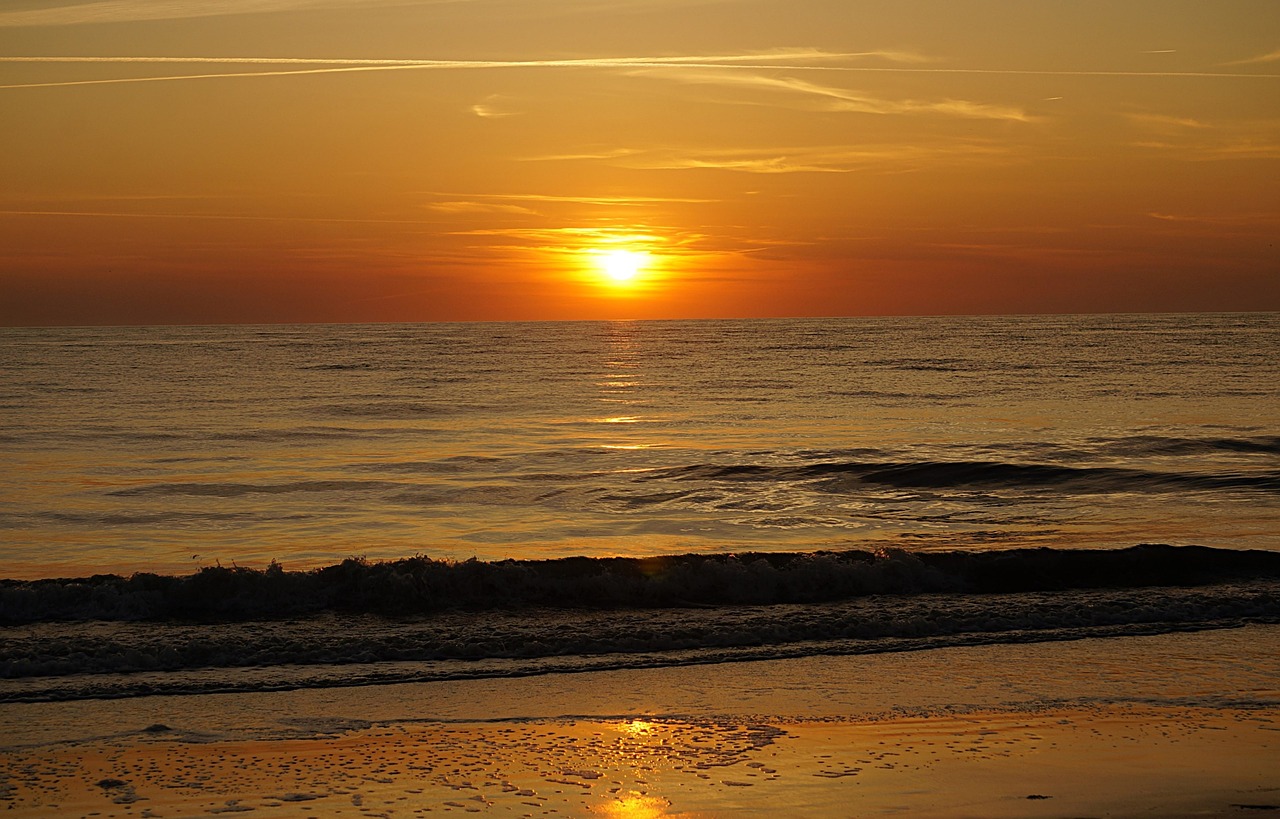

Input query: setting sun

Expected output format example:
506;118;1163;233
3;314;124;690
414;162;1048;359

597;250;650;284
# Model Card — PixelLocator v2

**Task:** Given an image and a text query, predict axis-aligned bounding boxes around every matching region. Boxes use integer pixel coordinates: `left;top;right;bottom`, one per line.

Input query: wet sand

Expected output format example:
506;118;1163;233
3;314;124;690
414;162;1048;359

3;705;1278;817
3;627;1279;817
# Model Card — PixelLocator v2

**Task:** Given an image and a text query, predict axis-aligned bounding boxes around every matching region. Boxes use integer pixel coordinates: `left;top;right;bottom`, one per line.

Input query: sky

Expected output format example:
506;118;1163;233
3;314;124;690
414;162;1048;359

1;0;1278;325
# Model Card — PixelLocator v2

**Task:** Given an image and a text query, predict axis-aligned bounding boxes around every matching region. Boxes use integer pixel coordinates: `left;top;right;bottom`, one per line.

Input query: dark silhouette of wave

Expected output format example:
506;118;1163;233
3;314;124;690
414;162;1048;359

1099;435;1280;457
4;545;1279;702
651;460;1280;493
4;544;1279;625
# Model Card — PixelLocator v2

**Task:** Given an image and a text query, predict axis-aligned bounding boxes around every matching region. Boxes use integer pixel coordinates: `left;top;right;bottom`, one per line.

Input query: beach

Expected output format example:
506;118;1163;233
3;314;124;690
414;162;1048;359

5;625;1278;817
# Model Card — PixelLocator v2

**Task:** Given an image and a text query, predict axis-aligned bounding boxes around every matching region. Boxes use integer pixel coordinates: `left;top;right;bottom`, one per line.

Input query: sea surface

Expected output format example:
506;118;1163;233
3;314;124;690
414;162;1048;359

1;313;1278;702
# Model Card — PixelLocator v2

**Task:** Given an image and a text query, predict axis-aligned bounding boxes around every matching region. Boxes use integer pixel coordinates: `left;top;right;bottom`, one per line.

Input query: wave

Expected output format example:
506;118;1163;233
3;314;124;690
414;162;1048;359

319;401;460;419
3;574;1278;702
4;545;1280;702
3;545;1279;625
650;460;1280;494
1099;435;1280;457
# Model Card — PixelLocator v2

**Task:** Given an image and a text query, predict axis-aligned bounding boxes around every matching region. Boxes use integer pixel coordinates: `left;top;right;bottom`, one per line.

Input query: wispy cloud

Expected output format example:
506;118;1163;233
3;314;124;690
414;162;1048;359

525;142;1013;174
1132;116;1280;161
1225;48;1280;66
453;225;662;241
1134;140;1280;161
3;192;237;203
0;0;446;27
1144;211;1280;238
0;209;434;225
641;69;1033;121
1148;211;1280;224
470;94;519;118
448;225;679;258
0;0;744;26
447;223;786;260
1126;112;1211;130
425;201;536;215
925;242;1112;259
422;191;718;205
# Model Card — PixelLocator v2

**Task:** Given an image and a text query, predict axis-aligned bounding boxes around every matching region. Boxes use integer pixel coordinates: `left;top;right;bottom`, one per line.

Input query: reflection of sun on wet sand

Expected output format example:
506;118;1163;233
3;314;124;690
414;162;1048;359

4;627;1279;817
4;707;1279;817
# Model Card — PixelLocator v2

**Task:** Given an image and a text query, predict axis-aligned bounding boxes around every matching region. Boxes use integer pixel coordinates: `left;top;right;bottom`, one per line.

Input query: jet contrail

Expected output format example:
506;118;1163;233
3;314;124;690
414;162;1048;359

0;209;438;225
1;54;1276;90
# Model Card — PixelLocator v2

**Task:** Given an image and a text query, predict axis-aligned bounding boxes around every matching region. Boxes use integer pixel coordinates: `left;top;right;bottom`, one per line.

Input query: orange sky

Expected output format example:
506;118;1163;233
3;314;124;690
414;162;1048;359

2;1;1278;325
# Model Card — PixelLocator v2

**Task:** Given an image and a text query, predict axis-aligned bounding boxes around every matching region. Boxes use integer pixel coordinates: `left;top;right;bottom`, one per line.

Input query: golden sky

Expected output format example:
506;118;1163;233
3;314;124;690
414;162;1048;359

2;0;1278;324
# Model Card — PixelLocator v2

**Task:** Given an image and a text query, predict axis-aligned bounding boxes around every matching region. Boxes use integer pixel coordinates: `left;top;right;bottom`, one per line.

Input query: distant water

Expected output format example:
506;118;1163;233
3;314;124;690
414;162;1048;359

2;314;1279;702
3;314;1277;577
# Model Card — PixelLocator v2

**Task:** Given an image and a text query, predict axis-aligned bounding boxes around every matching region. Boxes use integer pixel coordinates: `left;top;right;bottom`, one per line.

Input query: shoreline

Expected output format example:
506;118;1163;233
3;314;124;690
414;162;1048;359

3;626;1278;817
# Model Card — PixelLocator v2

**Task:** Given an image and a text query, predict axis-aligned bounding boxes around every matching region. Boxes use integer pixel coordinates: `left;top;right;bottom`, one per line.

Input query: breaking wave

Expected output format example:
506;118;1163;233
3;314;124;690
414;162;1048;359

649;460;1280;494
4;544;1279;625
3;545;1280;702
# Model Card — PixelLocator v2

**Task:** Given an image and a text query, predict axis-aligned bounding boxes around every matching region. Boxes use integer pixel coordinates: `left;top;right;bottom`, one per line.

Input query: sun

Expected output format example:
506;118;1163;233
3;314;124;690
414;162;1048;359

596;249;649;284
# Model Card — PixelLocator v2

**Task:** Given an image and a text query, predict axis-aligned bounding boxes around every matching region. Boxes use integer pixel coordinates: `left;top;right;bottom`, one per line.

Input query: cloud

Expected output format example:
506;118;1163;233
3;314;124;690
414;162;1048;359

1225;48;1280;66
451;225;664;243
447;223;787;259
518;148;646;162
925;242;1112;259
1132;117;1280;161
0;0;429;26
422;191;718;205
1126;113;1211;130
470;94;519;118
1135;140;1280;161
643;69;1032;121
1148;212;1280;224
425;201;537;215
0;209;434;224
0;0;753;26
525;142;1012;174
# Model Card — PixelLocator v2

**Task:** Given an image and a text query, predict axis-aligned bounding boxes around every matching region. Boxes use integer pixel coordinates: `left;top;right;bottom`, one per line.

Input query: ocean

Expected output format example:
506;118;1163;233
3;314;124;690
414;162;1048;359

2;313;1278;703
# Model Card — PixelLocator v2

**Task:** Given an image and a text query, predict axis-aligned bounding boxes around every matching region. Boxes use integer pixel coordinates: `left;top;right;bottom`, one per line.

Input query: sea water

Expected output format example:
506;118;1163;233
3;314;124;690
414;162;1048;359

2;313;1277;577
1;313;1278;701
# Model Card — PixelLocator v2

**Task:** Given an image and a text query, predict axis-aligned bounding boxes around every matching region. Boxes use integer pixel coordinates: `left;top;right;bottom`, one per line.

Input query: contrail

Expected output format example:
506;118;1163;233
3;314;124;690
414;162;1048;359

0;209;437;225
1;54;1276;90
2;51;862;65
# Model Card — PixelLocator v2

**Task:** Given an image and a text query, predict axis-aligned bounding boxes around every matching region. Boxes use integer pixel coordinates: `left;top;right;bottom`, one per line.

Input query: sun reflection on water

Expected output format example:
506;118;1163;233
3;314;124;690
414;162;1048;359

623;719;657;735
593;792;675;818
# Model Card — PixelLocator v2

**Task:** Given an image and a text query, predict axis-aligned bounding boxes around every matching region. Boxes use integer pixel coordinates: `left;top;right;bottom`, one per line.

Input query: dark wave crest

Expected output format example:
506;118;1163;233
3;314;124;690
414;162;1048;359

1099;435;1280;457
3;544;1279;625
652;460;1280;494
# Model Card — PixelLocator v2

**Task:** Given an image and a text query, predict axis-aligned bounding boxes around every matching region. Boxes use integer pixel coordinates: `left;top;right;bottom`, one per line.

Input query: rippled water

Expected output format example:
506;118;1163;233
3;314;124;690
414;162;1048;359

3;313;1280;703
2;313;1277;579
